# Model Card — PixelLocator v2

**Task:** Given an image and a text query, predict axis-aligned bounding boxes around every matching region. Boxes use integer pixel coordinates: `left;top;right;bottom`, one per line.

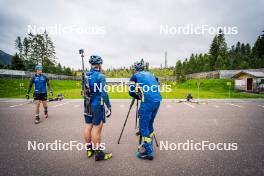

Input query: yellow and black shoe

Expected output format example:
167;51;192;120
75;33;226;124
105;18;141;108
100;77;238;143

94;150;112;161
87;148;94;158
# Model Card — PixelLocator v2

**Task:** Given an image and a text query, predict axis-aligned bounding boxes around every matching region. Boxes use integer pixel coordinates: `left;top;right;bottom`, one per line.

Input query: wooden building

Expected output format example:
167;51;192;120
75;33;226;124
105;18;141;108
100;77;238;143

232;71;264;93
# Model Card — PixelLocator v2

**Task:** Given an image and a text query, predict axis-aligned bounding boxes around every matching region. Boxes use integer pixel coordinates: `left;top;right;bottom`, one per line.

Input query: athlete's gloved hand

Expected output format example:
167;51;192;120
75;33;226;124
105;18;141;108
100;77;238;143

26;94;30;99
106;106;111;118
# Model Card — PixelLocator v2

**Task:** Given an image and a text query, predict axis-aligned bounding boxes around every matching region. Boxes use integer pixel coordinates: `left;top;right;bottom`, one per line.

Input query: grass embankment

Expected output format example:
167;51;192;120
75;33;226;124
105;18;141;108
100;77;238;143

0;79;263;99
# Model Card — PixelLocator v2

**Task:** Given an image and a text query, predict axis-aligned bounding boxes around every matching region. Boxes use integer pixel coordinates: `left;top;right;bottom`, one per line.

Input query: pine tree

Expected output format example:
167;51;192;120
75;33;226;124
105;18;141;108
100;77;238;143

209;36;219;69
43;30;56;65
202;54;211;71
252;31;264;68
15;37;23;58
217;29;228;58
215;55;226;70
245;43;251;56
23;37;30;60
241;43;246;55
64;67;73;76
186;54;196;74
235;42;241;54
56;63;63;74
174;30;264;77
15;32;57;72
175;60;182;81
11;53;25;70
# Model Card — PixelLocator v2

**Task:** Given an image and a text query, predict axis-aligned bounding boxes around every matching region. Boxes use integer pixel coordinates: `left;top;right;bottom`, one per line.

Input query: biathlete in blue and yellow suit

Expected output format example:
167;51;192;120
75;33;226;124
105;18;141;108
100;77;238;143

26;65;53;124
129;60;162;160
83;55;113;161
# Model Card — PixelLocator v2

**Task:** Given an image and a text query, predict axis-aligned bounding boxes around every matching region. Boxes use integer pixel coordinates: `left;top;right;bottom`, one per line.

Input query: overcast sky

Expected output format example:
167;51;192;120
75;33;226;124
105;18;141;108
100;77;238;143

0;0;263;69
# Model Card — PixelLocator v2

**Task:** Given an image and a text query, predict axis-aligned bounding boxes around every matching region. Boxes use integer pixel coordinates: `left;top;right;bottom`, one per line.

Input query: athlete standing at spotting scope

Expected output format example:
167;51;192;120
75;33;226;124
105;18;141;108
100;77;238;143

129;60;162;160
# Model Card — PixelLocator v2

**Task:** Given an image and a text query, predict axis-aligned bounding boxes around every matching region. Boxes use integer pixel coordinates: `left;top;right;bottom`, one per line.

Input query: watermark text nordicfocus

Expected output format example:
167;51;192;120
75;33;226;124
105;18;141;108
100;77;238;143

160;24;238;35
160;140;238;151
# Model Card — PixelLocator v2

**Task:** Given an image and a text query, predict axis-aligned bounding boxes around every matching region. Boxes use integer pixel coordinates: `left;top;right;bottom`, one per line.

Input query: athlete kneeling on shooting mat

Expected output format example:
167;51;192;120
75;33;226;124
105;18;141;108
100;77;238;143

129;60;162;160
83;55;112;161
26;65;53;124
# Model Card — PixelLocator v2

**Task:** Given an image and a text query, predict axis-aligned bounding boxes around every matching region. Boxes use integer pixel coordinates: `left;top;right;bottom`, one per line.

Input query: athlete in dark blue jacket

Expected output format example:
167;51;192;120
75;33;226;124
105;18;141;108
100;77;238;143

83;55;112;161
26;65;53;124
129;61;162;160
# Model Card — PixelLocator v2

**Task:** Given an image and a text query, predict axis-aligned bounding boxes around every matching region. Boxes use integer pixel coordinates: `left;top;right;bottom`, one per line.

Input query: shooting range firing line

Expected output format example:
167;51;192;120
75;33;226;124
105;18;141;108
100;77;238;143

183;102;195;108
225;103;243;108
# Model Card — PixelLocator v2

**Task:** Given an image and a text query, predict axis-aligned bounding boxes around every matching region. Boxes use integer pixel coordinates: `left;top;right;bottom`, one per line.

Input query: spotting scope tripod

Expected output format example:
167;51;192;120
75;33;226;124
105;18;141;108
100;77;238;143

117;98;159;147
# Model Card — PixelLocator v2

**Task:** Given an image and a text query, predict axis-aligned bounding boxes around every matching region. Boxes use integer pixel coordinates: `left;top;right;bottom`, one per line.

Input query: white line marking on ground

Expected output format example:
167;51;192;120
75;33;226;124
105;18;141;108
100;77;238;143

52;102;68;108
183;102;195;108
225;103;243;108
119;104;125;108
258;105;264;108
167;104;172;108
10;103;27;108
213;105;219;108
213;119;218;126
74;105;80;108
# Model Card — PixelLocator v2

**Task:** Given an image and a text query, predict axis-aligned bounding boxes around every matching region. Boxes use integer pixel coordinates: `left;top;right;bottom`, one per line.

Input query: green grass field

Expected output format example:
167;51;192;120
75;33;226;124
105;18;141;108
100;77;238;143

0;78;264;99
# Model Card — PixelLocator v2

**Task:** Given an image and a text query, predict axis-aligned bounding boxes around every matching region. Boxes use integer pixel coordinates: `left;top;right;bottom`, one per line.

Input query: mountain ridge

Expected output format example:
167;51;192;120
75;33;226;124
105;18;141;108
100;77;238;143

0;50;13;65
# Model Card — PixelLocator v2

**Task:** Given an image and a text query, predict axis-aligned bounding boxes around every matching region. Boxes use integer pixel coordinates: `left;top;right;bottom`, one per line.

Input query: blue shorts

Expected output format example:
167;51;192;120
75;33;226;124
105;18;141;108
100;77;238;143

84;105;105;125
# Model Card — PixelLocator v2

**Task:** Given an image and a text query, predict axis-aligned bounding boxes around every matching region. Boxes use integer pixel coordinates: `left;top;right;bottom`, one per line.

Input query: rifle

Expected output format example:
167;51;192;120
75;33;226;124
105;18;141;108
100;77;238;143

79;49;92;116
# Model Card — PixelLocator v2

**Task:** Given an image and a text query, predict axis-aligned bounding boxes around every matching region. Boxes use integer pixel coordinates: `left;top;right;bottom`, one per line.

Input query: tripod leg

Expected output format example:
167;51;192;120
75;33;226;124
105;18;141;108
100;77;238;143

153;134;159;147
139;135;142;145
117;115;129;144
135;99;138;129
117;99;135;144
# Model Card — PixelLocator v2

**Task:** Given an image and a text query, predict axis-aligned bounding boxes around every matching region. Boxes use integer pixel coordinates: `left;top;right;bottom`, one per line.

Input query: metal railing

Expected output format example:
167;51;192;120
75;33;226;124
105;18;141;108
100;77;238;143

0;69;80;80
